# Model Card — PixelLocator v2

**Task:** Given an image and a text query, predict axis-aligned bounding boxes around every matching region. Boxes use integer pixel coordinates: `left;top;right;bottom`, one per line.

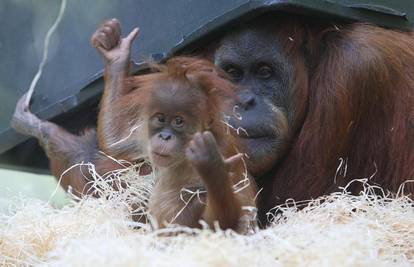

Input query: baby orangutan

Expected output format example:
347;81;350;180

11;19;255;232
117;57;257;232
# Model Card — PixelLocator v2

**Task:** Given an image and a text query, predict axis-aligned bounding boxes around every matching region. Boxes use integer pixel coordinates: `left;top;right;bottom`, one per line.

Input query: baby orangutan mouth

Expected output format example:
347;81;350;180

151;150;173;167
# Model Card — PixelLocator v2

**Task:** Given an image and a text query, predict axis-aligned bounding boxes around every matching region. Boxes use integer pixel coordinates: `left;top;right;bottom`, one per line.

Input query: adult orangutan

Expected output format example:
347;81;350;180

12;14;414;225
214;15;414;223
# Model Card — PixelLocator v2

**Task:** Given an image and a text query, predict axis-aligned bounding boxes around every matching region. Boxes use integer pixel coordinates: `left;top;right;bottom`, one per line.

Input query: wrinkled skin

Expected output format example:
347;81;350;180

214;23;295;177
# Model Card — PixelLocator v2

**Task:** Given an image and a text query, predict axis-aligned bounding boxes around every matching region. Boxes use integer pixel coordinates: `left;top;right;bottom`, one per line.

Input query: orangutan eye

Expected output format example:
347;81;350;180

172;116;184;128
257;64;274;79
224;65;243;81
155;114;166;124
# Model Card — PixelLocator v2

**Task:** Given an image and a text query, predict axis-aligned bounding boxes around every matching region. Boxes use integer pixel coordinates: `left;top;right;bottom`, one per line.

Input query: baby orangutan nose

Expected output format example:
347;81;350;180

158;131;172;141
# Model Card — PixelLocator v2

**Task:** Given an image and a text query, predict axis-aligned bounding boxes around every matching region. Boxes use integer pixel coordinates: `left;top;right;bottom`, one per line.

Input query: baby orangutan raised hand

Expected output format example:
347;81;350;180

120;58;257;233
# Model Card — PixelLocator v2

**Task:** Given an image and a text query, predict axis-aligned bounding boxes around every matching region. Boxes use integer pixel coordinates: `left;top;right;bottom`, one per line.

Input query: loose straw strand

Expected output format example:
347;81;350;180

24;0;67;107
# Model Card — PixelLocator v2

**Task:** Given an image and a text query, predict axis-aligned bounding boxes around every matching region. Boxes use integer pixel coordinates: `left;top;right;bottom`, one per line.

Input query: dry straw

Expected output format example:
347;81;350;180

0;162;413;267
9;0;412;265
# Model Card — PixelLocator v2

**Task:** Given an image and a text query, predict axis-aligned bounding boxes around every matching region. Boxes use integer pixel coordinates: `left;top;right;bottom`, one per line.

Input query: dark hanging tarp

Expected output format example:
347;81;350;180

1;0;413;173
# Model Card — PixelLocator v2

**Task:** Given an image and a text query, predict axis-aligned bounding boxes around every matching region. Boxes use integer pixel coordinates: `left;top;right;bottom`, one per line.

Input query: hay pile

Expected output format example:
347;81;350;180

0;164;413;267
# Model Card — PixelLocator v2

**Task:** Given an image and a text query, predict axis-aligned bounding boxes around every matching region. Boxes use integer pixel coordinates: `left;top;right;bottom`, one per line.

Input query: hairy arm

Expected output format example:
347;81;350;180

186;132;255;232
91;19;140;155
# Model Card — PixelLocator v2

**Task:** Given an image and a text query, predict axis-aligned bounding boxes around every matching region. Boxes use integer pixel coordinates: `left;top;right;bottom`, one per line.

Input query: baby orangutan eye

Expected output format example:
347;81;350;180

151;113;166;128
172;116;184;128
156;113;166;124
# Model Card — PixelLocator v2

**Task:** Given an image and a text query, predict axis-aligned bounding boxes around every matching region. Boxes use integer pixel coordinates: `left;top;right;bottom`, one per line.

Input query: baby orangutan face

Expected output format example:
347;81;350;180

145;82;204;168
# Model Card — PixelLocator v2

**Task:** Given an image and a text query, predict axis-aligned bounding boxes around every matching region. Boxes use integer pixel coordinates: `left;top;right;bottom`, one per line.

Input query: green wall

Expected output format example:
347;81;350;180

0;169;69;212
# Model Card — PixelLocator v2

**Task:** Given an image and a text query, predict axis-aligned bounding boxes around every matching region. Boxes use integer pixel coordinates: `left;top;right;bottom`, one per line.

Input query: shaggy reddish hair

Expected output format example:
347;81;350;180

258;17;414;219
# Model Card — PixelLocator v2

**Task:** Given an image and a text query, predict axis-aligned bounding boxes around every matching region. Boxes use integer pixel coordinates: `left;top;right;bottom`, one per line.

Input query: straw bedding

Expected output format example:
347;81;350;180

1;163;413;267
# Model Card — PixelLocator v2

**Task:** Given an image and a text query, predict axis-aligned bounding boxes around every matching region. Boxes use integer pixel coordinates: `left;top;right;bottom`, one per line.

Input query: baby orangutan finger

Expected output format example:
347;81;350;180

122;27;140;49
102;26;117;48
202;131;217;147
107;18;121;39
